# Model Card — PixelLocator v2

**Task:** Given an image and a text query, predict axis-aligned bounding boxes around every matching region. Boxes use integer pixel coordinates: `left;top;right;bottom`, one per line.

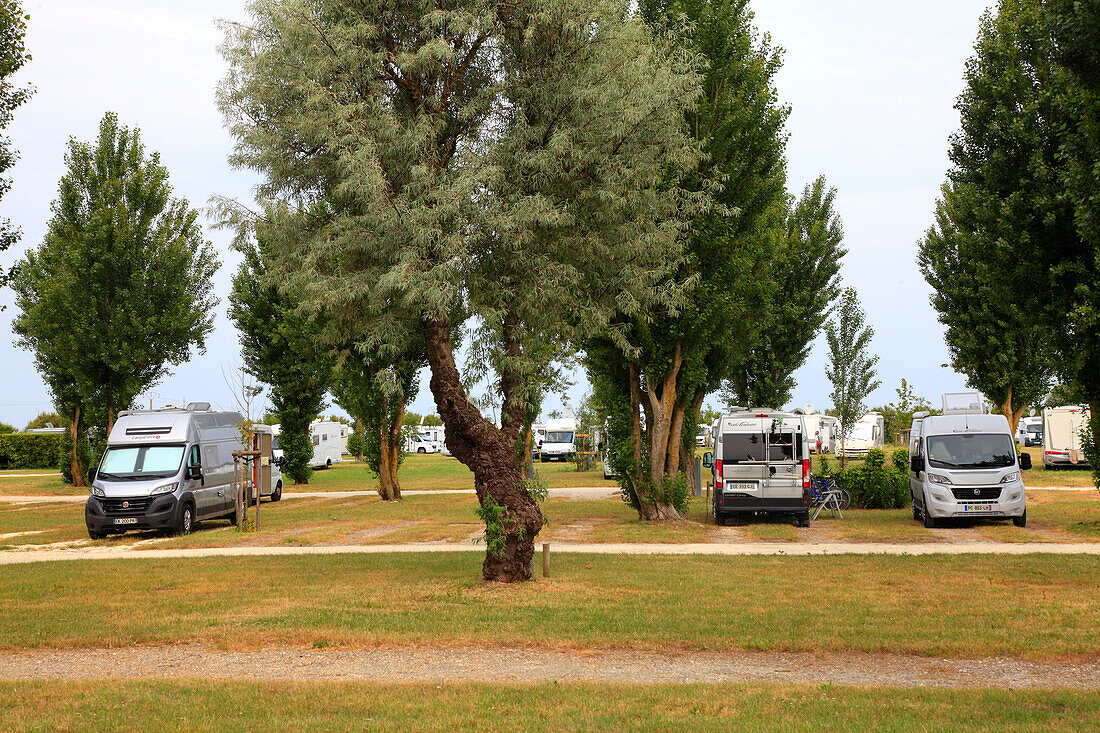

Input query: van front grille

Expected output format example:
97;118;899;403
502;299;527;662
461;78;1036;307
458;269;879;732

102;496;154;516
950;487;1001;501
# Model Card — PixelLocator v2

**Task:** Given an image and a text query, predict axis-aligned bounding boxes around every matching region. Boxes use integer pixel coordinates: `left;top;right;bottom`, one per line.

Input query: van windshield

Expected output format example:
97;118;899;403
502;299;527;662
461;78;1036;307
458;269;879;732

545;431;573;444
926;434;1015;469
99;445;186;480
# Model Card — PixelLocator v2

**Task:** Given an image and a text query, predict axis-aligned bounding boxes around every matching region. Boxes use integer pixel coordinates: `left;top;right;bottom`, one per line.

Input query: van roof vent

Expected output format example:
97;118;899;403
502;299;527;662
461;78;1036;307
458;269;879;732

186;402;212;412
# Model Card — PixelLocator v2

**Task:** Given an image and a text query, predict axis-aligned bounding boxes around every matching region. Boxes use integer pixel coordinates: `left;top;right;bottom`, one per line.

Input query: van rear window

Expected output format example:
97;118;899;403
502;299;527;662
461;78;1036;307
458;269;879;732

722;432;801;463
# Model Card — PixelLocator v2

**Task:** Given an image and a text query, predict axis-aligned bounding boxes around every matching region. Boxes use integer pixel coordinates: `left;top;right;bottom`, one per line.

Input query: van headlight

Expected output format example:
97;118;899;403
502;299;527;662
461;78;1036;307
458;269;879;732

151;482;178;496
92;486;105;498
1000;472;1020;484
927;473;951;485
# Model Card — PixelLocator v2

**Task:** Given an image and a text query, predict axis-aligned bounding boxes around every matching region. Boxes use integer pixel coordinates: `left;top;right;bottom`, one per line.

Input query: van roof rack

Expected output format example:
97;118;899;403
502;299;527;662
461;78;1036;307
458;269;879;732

941;392;986;415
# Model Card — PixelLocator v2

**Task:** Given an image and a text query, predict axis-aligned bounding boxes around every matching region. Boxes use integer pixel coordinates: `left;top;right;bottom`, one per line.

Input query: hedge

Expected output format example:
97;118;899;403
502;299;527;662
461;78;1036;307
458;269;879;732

0;433;64;470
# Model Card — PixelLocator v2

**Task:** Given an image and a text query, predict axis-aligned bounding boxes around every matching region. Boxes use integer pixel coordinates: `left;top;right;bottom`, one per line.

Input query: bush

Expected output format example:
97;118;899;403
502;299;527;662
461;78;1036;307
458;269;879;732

831;448;909;509
0;433;64;470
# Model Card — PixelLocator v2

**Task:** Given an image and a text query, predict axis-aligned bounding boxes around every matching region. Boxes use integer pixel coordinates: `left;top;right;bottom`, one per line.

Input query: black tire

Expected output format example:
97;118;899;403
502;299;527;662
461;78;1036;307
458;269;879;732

540;455;548;463
227;510;239;527
177;503;194;536
1013;509;1027;528
88;529;105;540
912;503;921;521
797;512;810;528
326;458;333;467
417;447;426;454
922;496;937;529
271;481;282;502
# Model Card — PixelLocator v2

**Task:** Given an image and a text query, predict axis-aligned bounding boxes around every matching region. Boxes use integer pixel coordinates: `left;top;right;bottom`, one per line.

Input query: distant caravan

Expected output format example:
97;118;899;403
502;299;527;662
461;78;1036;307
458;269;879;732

839;413;884;458
1042;406;1091;468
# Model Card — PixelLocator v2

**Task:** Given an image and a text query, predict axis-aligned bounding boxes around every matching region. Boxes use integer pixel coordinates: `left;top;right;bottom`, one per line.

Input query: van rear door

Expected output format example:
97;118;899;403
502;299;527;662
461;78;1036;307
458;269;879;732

763;423;803;502
720;419;769;507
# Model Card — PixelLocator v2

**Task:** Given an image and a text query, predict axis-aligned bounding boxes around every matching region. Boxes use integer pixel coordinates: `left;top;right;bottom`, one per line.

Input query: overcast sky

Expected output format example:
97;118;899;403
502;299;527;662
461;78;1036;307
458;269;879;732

0;0;994;429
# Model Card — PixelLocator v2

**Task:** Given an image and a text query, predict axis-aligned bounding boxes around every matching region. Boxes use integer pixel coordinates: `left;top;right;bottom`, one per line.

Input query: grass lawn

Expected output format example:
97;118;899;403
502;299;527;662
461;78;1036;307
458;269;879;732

1;681;1095;732
0;553;1097;660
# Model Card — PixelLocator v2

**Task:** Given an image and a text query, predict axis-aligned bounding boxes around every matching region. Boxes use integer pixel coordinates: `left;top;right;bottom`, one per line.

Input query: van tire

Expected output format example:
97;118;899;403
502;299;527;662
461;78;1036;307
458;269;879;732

326;458;332;467
922;498;937;529
912;503;921;521
271;481;282;502
417;447;426;454
797;512;810;528
177;503;194;536
1013;510;1026;528
88;529;105;540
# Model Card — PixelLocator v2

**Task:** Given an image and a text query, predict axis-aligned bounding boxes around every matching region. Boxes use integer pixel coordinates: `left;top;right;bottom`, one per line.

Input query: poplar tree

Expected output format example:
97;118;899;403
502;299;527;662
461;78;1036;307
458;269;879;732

0;0;31;289
12;113;217;484
918;0;1064;435
218;0;701;581
824;288;880;467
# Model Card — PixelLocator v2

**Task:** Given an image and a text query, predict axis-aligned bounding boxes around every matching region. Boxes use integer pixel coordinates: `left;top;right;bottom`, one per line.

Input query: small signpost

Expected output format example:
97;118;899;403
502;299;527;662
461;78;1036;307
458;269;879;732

232;427;274;532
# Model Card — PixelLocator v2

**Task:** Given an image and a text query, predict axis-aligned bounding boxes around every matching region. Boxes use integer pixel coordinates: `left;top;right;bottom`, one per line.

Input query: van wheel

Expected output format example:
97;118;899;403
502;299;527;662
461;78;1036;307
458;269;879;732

88;529;105;540
922;498;937;529
177;503;194;535
1013;510;1026;528
912;503;921;521
417;447;426;454
326;458;332;468
797;513;810;528
271;481;282;502
227;510;239;527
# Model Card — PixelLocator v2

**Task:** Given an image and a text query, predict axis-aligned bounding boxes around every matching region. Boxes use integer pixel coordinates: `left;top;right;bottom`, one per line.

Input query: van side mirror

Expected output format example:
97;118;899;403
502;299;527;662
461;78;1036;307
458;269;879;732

87;467;97;482
1019;452;1032;470
187;465;203;480
909;455;922;474
702;452;713;468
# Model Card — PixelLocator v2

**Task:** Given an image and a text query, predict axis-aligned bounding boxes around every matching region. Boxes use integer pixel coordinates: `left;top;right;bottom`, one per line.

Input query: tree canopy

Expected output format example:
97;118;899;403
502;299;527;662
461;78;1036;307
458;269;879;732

0;0;31;290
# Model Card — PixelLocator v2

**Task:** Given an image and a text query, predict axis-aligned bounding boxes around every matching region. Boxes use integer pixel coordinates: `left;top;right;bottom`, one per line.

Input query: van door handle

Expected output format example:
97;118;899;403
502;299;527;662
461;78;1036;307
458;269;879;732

768;466;777;475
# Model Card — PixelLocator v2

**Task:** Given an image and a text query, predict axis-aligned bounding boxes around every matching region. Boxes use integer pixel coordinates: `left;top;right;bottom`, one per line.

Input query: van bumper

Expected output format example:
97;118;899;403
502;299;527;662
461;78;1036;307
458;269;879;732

716;494;810;514
85;494;181;533
923;487;1026;519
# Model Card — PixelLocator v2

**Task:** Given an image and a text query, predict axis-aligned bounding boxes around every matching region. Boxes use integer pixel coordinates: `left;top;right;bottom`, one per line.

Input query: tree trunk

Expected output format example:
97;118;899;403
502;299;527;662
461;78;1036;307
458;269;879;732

633;343;685;522
387;401;404;500
69;406;87;488
423;318;543;582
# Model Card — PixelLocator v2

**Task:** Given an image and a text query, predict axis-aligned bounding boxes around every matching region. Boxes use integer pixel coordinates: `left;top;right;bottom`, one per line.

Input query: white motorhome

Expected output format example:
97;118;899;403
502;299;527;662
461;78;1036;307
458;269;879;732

703;408;812;527
798;412;838;454
908;394;1029;528
1015;416;1042;446
271;421;343;468
1042;406;1091;468
84;403;282;539
839;413;884;458
540;417;577;462
405;430;439;454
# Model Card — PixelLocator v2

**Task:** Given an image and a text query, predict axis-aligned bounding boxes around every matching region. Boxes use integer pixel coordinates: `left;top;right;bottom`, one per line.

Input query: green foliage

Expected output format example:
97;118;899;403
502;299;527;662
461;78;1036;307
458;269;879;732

524;472;550;505
420;415;443;427
825;288;881;452
891;448;909;473
474;495;509;560
621;473;692;516
58;426;91;485
0;0;31;289
0;422;13;434
346;424;366;461
872;379;934;443
831;448;909;510
0;433;62;469
1080;421;1099;491
918;0;1063;434
11;112;218;483
228;228;330;485
24;412;63;431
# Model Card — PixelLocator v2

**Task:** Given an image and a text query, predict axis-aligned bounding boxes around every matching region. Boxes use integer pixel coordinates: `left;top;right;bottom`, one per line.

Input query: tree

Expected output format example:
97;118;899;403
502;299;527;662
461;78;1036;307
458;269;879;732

24;412;63;431
0;0;31;291
228;224;330;485
824;288;881;466
1047;0;1100;478
723;177;846;408
218;0;701;581
11;112;217;485
919;0;1064;437
421;415;443;427
872;378;933;444
585;0;792;520
330;343;425;501
0;422;13;434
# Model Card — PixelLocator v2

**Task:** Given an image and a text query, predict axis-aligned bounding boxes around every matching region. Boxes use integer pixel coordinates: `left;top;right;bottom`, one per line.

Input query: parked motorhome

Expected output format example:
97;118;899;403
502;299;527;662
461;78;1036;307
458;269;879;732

405;431;439;454
1042;406;1091;468
703;408;812;527
839;413;884;458
540;417;577;462
271;421;344;468
908;394;1029;528
798;412;838;454
85;403;283;539
1015;416;1042;446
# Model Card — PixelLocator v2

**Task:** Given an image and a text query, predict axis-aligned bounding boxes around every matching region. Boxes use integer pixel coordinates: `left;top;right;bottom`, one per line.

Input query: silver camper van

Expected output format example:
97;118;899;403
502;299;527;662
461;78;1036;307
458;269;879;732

85;403;281;539
703;408;812;527
908;393;1030;528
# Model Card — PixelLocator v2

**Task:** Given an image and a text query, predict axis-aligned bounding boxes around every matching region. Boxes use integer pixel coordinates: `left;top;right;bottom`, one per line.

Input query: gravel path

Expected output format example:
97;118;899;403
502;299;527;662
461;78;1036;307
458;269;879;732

0;645;1095;690
3;540;1100;566
0;486;621;503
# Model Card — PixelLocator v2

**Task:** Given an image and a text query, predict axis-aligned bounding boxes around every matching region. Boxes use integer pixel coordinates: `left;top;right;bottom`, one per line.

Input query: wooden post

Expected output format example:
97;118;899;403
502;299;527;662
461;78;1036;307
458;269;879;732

542;542;550;578
234;457;242;531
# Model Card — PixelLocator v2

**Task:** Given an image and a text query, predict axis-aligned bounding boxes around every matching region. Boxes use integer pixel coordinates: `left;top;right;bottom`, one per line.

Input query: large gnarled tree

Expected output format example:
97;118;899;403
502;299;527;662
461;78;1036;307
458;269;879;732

218;0;701;581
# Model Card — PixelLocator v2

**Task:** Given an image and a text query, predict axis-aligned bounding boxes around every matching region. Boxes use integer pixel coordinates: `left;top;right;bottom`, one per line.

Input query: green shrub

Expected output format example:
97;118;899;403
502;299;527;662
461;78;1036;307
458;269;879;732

831;447;909;509
0;433;64;470
891;448;909;472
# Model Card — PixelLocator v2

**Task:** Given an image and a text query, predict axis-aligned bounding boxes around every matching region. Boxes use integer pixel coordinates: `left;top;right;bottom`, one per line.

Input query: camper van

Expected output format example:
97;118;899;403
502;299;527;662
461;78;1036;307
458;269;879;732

1015;416;1043;446
271;421;344;468
405;431;439;454
908;393;1029;528
839;413;884;458
540;417;577;462
703;408;812;527
798;412;838;454
1042;406;1091;468
84;404;283;539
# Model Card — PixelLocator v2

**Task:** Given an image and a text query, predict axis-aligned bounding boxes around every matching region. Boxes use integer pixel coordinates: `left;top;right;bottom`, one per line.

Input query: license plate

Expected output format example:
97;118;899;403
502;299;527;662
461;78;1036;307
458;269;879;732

113;518;138;525
728;482;757;492
962;504;993;512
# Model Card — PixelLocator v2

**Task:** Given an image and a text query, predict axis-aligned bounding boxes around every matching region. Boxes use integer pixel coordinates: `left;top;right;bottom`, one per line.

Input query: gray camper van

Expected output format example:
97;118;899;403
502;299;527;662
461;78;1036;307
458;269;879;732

704;408;812;527
84;403;280;539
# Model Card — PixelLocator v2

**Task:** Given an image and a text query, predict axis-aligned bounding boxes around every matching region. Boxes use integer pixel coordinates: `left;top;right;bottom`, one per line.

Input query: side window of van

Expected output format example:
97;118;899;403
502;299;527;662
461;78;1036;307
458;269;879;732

312;435;320;447
189;445;201;467
204;445;219;470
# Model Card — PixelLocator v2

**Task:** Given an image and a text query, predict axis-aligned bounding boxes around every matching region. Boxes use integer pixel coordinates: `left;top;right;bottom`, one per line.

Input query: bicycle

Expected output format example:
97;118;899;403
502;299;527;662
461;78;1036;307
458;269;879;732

808;474;851;519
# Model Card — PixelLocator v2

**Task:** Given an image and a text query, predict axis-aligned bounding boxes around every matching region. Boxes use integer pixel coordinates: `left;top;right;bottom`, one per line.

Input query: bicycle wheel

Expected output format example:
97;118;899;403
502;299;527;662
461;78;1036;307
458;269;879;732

839;490;852;511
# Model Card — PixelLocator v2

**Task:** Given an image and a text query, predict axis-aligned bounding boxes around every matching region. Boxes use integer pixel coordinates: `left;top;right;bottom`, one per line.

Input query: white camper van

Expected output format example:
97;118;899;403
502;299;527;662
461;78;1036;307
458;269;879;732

908;393;1029;528
405;431;439;454
703;408;812;527
798;413;838;454
85;403;282;539
540;417;577;462
1042;406;1091;468
1015;416;1043;446
840;413;884;458
271;421;344;468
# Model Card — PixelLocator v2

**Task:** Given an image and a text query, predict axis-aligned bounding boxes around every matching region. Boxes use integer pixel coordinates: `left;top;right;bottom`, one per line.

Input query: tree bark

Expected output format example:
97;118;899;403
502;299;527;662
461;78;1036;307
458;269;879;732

422;318;543;582
69;406;87;488
634;343;684;522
